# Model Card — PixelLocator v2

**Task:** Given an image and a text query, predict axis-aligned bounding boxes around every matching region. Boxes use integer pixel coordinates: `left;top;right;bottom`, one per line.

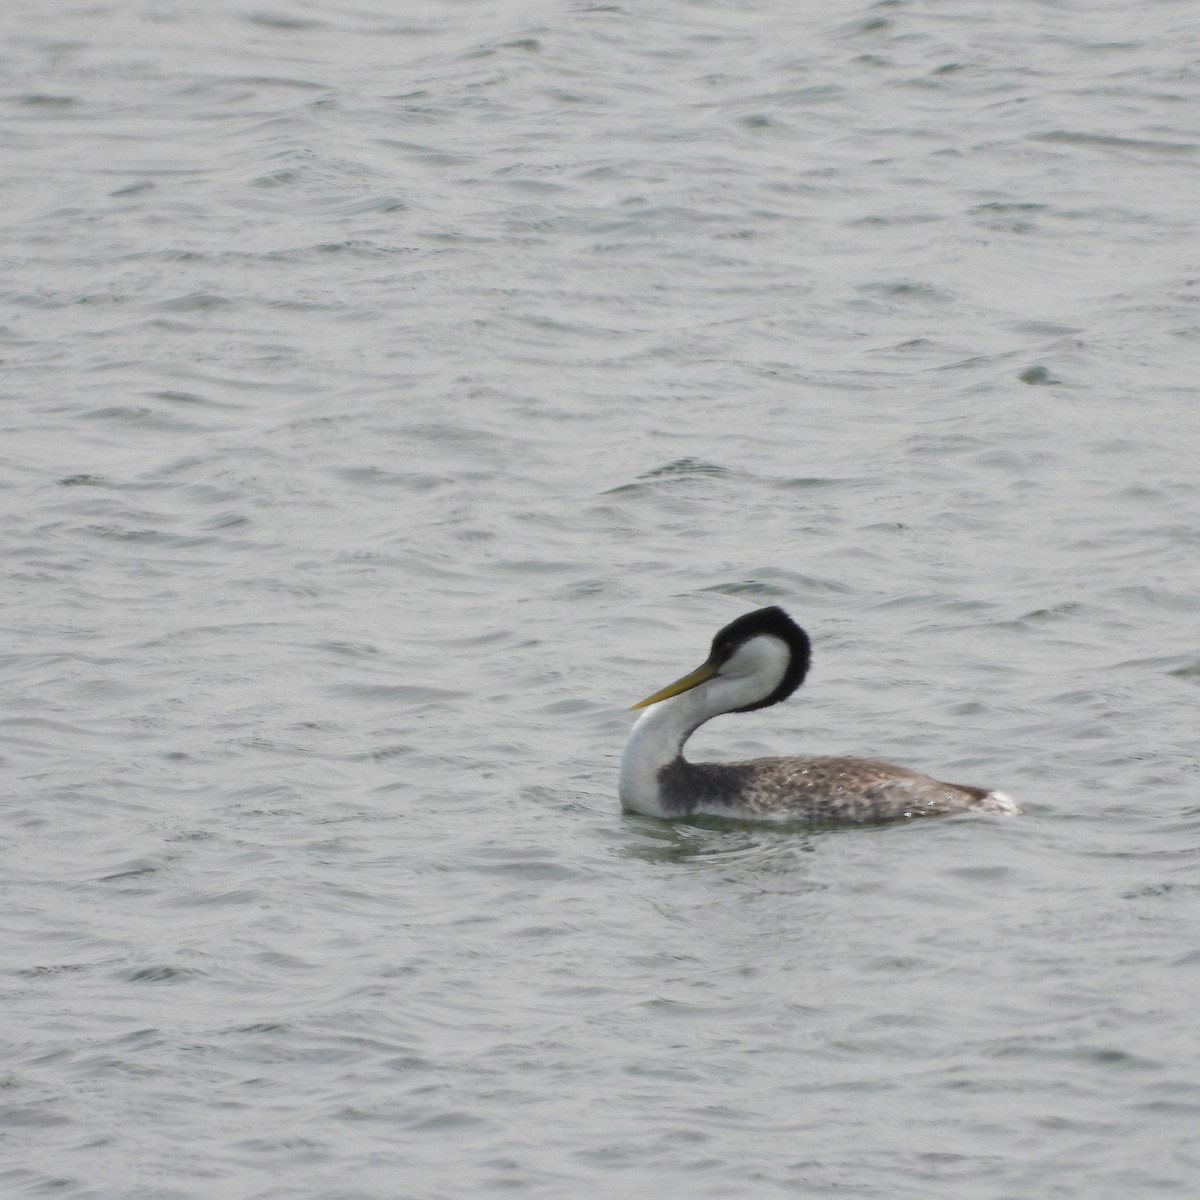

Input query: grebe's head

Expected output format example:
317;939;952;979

630;606;811;715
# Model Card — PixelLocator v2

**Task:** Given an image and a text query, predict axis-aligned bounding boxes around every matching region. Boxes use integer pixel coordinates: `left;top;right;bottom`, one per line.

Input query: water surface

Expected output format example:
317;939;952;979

3;1;1199;1197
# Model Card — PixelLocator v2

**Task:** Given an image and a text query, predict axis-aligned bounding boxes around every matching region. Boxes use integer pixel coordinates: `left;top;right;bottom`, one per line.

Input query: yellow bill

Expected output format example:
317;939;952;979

629;661;719;710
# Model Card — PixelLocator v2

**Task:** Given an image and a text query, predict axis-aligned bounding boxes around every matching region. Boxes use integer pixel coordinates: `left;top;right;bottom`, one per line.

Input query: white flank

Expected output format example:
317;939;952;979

980;791;1021;816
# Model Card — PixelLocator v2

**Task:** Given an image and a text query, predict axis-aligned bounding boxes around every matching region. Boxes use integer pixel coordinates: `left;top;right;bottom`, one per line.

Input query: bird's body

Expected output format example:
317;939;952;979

619;606;1019;825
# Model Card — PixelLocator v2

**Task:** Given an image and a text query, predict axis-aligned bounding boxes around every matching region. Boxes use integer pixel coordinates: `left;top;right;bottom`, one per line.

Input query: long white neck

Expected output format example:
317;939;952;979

619;664;782;818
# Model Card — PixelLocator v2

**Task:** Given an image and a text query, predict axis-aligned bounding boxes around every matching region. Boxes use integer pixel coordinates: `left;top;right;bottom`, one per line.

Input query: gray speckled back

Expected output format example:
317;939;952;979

660;756;1001;824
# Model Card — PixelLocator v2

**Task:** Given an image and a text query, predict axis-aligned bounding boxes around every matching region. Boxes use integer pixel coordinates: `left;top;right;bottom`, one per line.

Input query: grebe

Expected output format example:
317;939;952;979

619;606;1019;824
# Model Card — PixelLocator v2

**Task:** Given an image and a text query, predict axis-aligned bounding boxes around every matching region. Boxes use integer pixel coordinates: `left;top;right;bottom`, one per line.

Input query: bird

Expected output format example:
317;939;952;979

618;606;1019;824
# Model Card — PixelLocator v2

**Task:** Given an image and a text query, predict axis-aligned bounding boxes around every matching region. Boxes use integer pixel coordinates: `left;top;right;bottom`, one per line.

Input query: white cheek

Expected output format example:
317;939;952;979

723;636;790;689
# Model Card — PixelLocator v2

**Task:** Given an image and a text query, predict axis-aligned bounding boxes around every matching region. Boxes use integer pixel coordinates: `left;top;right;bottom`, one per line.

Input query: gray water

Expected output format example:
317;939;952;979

3;0;1199;1196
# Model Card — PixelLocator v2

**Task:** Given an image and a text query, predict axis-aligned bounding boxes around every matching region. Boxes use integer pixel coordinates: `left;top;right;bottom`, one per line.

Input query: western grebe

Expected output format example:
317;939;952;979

619;606;1019;824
